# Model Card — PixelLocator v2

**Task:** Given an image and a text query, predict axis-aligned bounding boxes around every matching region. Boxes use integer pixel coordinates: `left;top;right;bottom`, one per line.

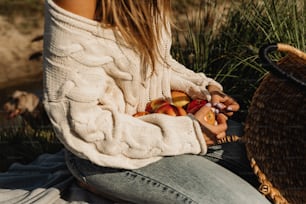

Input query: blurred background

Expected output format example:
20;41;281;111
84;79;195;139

0;0;44;118
0;0;304;171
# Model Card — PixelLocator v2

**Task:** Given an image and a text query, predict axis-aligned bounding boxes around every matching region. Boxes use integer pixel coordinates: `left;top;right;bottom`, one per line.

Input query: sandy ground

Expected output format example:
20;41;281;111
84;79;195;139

0;15;44;89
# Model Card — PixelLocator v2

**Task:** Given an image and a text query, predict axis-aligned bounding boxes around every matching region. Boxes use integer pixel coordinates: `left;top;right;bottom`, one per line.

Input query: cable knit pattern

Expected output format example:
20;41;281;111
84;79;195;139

43;0;223;169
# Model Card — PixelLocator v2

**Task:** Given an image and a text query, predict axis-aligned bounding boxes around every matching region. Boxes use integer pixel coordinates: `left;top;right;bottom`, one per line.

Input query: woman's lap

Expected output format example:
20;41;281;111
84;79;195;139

66;152;269;204
65;120;270;203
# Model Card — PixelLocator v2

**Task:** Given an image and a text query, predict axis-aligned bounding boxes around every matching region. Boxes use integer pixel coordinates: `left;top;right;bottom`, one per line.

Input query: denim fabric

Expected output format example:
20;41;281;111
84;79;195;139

65;120;271;204
204;120;260;187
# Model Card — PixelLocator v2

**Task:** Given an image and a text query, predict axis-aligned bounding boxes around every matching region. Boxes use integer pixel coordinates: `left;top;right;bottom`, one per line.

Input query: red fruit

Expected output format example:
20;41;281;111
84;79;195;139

186;99;208;114
145;99;169;113
176;106;187;116
155;103;177;116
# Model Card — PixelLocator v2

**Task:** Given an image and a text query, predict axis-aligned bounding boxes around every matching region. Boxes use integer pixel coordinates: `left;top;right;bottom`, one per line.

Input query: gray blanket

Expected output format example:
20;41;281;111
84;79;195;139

0;149;113;204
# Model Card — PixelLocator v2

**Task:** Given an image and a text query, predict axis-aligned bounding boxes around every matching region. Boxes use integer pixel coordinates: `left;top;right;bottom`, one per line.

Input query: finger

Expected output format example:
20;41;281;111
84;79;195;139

221;104;239;117
225;102;240;112
223;110;234;117
211;95;225;107
194;104;212;117
217;113;228;124
214;99;240;117
211;95;230;111
194;105;215;125
216;131;226;140
209;90;227;98
207;116;227;135
213;102;226;111
199;118;226;136
224;97;240;110
204;135;216;146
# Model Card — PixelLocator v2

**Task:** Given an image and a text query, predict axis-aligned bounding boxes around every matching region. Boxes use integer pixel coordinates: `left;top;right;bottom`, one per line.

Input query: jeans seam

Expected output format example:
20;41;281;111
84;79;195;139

126;170;198;204
65;151;88;182
66;151;197;203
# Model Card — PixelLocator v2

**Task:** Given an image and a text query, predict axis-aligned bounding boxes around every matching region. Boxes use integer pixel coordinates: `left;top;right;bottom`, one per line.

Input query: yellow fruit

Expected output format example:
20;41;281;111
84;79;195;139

204;109;216;125
171;90;191;107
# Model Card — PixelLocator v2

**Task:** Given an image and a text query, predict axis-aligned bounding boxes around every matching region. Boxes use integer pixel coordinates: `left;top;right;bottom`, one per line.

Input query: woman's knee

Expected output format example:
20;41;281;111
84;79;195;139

66;152;269;204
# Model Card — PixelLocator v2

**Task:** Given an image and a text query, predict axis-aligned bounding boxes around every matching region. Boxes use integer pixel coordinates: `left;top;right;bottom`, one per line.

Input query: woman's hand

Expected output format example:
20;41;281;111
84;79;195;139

208;85;239;117
194;105;228;146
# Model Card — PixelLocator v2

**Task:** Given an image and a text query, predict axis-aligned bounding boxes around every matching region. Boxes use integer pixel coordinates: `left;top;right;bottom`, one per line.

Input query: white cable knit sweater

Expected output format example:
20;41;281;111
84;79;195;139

43;0;223;169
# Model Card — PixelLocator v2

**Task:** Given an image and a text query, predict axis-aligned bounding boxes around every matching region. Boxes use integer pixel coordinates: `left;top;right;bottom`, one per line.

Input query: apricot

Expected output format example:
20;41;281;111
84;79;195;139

155;103;178;116
145;98;169;113
171;90;191;107
203;108;216;125
186;99;208;114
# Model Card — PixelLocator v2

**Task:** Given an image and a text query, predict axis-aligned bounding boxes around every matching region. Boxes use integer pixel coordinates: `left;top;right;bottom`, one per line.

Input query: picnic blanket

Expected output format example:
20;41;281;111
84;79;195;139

0;149;113;204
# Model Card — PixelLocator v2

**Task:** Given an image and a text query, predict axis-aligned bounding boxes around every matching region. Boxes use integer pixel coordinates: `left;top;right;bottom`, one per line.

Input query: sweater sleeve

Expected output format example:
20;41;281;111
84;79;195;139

168;55;223;100
44;53;207;170
44;72;207;169
43;0;207;170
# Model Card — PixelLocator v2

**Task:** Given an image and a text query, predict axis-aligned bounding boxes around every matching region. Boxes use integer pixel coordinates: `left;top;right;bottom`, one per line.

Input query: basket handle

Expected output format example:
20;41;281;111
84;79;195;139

259;43;306;88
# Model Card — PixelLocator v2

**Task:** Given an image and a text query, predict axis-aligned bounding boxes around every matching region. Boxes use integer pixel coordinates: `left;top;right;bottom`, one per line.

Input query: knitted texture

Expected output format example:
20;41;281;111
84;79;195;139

43;0;222;169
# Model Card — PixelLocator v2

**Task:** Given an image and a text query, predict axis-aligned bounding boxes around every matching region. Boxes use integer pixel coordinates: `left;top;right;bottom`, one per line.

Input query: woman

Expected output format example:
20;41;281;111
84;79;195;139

43;0;270;203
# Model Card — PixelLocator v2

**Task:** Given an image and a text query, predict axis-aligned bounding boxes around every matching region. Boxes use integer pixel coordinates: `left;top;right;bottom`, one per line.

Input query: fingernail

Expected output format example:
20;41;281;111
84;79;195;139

216;103;223;109
214;108;219;114
205;103;212;107
227;106;233;111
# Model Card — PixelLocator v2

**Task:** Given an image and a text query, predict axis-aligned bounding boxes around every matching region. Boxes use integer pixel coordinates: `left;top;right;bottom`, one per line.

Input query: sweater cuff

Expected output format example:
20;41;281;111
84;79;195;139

187;114;207;155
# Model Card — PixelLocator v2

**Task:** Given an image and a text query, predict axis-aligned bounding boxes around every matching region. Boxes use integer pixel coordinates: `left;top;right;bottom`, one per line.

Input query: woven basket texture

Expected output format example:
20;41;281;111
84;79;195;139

244;44;306;204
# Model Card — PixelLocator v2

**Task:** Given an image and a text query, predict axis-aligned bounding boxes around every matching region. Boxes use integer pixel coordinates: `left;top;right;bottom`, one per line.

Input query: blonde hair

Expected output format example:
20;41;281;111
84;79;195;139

95;0;172;71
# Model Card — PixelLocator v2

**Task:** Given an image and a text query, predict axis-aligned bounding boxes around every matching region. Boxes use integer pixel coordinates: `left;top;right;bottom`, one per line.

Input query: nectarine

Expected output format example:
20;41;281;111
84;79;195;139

135;92;215;123
186;99;208;114
171;90;191;107
203;108;216;125
155;103;178;116
176;106;187;116
145;99;169;113
186;99;216;125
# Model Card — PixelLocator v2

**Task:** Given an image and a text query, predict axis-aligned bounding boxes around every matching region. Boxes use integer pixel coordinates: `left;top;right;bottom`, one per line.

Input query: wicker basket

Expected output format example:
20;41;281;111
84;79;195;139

244;43;306;204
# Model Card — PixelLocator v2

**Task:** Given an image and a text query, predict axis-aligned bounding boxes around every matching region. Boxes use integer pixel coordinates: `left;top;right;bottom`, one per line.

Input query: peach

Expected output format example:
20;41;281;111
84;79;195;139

155;103;178;116
171;90;191;107
186;99;208;114
186;99;216;125
176;106;187;116
145;98;169;113
203;108;216;125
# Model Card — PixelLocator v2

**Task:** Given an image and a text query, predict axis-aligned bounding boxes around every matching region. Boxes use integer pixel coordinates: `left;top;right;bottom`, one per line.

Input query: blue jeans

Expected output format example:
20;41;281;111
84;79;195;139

65;120;270;204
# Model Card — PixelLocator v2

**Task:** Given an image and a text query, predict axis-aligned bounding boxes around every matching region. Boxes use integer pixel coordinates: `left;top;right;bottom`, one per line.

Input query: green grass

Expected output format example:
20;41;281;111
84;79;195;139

171;0;305;122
